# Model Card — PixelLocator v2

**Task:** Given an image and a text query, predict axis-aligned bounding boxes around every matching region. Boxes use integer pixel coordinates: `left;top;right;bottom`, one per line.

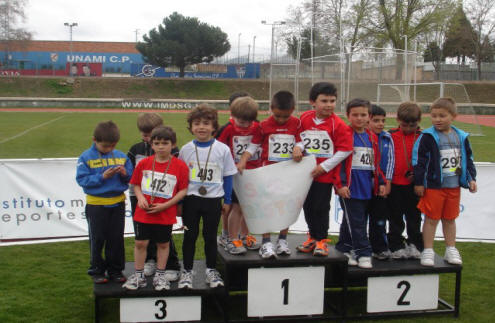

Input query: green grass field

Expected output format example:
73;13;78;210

0;110;494;323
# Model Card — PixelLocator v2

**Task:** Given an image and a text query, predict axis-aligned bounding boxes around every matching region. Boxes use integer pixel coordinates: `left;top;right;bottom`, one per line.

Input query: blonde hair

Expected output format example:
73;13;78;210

230;97;258;121
137;113;163;133
431;97;457;116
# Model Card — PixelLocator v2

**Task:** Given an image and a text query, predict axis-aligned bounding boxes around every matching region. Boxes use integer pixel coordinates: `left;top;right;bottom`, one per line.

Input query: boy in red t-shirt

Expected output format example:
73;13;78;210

123;126;189;291
296;82;353;256
217;96;261;255
238;90;303;259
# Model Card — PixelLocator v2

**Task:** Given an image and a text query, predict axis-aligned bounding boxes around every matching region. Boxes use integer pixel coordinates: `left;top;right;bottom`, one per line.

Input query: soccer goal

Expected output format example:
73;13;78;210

377;82;483;136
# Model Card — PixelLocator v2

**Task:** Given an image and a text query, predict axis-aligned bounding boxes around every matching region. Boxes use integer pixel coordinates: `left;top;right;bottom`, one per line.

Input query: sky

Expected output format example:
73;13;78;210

21;0;303;57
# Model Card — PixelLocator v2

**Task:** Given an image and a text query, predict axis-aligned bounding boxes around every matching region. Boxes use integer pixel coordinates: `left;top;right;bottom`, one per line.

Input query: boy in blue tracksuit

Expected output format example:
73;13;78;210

76;120;134;284
367;105;395;259
412;98;477;266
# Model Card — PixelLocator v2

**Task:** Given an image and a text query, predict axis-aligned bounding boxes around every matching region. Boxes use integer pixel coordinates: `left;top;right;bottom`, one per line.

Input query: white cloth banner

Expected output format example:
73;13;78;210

233;156;316;234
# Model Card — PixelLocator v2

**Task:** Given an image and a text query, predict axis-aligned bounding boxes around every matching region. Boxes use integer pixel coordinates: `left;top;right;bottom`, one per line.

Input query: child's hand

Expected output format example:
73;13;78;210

116;165;127;177
147;202;168;214
102;167;119;179
469;181;477;193
137;196;150;210
292;146;303;162
378;185;386;197
222;203;232;217
236;161;246;174
414;185;425;197
336;186;350;199
385;181;392;196
311;165;326;178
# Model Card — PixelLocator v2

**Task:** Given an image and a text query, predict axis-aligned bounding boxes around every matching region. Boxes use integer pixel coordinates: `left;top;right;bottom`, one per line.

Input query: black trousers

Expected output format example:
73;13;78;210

367;196;389;253
130;196;180;271
303;181;333;240
387;184;423;251
182;195;222;271
85;203;125;276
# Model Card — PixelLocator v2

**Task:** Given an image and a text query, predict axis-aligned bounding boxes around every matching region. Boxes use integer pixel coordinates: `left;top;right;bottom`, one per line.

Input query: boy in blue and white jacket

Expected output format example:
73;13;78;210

76;121;133;284
367;105;395;259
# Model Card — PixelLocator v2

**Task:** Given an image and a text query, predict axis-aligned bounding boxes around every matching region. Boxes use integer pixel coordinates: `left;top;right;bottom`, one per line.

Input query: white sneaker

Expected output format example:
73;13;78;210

259;242;276;259
225;239;247;255
217;235;228;248
390;248;408;259
153;273;170;291
164;269;180;282
122;273;146;290
344;252;358;266
444;247;462;265
205;268;224;288
421;248;435;266
178;269;193;289
358;256;373;269
406;243;421;259
275;239;291;255
144;260;156;276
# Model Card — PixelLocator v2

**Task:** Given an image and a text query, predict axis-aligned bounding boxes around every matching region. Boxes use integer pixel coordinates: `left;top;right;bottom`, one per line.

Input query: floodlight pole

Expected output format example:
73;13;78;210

252;36;256;63
64;22;78;76
238;33;242;65
262;20;285;101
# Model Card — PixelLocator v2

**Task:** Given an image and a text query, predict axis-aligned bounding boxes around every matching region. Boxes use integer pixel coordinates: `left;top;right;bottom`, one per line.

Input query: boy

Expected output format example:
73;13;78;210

217;95;261;255
124;126;189;290
296;82;353;256
127;113;181;281
238;90;303;259
178;104;237;288
388;102;424;259
76;121;133;283
368;105;395;259
334;99;386;269
412;97;477;266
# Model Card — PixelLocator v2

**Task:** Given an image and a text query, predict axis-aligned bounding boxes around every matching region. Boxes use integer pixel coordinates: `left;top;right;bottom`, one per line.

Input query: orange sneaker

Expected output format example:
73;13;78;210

242;235;260;250
313;239;331;256
296;234;316;253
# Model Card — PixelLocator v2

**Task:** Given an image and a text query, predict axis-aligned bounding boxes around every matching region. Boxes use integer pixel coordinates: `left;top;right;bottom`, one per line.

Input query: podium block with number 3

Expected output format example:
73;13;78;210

247;266;325;317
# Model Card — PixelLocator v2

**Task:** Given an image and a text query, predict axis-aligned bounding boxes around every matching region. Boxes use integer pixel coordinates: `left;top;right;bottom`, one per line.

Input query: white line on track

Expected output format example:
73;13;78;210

0;115;66;144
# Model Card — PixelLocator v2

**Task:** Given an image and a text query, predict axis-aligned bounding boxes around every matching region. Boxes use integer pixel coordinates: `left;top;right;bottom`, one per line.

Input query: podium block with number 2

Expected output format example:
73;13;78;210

247;266;325;317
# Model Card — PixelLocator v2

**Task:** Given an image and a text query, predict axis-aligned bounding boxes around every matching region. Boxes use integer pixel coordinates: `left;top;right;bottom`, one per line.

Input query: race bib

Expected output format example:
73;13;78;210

352;147;374;170
233;135;260;162
190;161;222;185
141;171;177;199
268;134;295;161
300;130;334;158
440;148;461;176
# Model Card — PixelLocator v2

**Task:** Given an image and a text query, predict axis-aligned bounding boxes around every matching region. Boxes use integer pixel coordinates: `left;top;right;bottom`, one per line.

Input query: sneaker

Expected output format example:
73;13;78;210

109;272;127;283
259;242;276;259
178;270;193;289
205;269;224;288
313;239;330;257
164;269;180;282
92;273;108;284
372;250;391;260
217;235;228;248
296;234;316;253
444;247;462;265
344;252;358;266
275;239;291;255
225;239;247;255
243;235;260;250
144;259;156;276
421;248;435;266
122;273;146;290
358;256;373;269
406;243;421;259
390;248;408;259
153;273;170;291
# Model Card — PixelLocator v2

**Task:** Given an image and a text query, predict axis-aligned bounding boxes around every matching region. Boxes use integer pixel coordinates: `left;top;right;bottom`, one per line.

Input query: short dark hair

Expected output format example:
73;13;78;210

309;82;338;102
397;101;422;123
137;112;163;133
271;90;295;111
93;120;120;143
229;91;251;106
187;104;219;134
230;97;258;121
151;126;177;144
370;104;386;117
346;98;371;115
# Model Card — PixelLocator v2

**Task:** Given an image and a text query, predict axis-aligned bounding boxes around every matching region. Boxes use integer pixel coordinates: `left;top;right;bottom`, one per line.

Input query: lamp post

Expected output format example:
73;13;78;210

237;33;242;65
252;35;256;63
261;20;285;100
64;22;78;76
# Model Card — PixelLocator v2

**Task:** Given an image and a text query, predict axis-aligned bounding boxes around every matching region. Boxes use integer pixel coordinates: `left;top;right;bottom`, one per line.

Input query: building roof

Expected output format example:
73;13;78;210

6;40;139;53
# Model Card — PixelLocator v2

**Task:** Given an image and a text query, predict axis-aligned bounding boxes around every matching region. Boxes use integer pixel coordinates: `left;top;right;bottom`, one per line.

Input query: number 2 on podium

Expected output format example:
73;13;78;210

281;278;289;305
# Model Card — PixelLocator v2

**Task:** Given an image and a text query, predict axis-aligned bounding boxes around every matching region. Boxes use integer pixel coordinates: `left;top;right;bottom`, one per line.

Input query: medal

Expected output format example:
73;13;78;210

455;167;462;176
194;141;214;197
199;186;207;195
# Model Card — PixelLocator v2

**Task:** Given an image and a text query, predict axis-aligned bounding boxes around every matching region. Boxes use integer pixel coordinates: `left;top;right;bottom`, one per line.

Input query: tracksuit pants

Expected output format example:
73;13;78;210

336;198;372;258
303;181;333;240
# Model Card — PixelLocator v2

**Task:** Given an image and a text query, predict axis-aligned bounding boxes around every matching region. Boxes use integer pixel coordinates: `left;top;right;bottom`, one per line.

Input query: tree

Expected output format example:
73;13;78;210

0;0;32;68
136;12;230;77
286;28;336;61
443;5;475;64
424;42;444;78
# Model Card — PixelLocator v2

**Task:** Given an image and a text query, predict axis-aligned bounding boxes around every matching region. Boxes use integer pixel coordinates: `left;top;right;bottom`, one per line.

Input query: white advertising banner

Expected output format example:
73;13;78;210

233;156;316;234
